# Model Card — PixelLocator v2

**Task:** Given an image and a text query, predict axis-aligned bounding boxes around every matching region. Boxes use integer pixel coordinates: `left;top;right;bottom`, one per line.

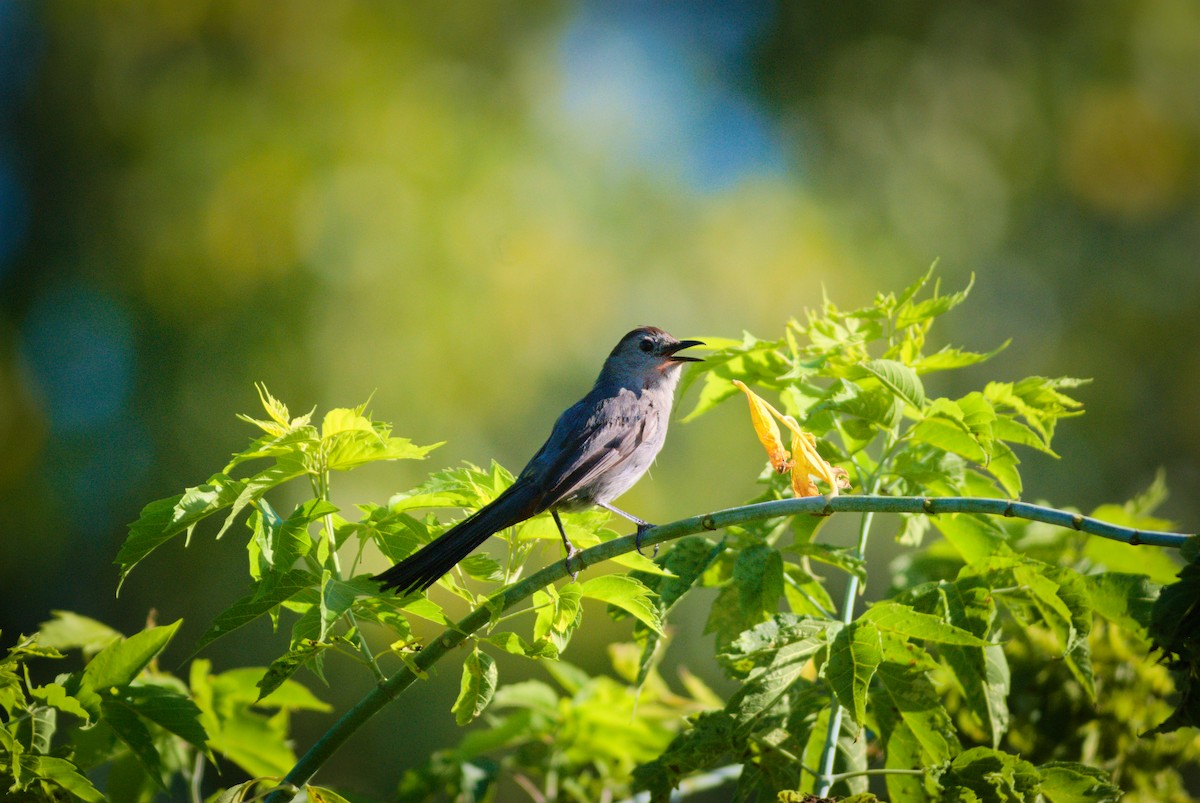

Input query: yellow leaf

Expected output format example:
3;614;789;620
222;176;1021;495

732;380;851;497
784;417;851;498
732;380;790;473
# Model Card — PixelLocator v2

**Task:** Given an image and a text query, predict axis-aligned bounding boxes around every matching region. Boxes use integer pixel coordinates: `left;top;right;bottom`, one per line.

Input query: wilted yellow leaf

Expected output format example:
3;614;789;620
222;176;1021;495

732;380;791;473
732;380;851;498
784;419;851;498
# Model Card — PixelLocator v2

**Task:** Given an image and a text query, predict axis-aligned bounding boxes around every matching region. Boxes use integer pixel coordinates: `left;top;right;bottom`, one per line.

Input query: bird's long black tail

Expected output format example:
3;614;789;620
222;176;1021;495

373;479;541;596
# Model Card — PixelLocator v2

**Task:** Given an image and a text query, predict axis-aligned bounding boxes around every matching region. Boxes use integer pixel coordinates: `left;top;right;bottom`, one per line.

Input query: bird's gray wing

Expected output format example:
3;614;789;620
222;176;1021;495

521;388;659;510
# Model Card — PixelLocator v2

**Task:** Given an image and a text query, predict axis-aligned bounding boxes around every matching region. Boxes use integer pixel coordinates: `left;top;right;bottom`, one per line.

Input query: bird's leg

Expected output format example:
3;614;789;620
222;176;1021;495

597;502;659;557
551;509;580;581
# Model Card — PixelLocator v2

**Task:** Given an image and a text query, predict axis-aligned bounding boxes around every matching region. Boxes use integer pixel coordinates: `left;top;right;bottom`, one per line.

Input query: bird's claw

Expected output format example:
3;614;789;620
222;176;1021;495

635;522;659;558
563;546;581;582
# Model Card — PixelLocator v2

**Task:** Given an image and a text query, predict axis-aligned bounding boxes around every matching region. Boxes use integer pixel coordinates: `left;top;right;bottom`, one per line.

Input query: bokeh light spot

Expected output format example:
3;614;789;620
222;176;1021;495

18;283;135;434
1061;87;1189;220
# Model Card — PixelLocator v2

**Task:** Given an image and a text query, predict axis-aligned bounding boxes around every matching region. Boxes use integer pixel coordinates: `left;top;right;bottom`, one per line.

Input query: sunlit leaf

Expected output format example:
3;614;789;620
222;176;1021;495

580;575;663;636
214;455;309;540
452;648;498;726
858;358;926;410
37;611;123;658
69;620;183;716
913;341;1009;374
860;601;988;646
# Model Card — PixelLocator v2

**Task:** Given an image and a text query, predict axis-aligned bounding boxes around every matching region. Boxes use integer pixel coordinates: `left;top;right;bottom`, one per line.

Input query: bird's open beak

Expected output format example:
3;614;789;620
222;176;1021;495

664;339;705;363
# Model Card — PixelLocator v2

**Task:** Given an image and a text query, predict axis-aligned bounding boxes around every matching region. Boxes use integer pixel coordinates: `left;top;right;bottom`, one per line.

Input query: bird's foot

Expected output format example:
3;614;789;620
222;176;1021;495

635;522;659;558
563;544;581;582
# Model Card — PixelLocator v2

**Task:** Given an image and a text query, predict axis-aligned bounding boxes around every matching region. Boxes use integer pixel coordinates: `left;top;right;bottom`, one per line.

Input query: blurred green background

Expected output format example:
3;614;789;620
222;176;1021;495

2;0;1198;797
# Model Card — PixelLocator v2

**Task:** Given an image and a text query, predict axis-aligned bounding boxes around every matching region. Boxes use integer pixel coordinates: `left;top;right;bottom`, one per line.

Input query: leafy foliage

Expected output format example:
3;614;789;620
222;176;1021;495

14;270;1192;800
0;612;328;801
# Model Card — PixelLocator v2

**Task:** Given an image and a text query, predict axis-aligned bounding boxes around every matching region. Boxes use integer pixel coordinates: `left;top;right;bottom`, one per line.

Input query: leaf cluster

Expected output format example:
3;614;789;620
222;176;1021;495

90;269;1197;802
0;612;326;802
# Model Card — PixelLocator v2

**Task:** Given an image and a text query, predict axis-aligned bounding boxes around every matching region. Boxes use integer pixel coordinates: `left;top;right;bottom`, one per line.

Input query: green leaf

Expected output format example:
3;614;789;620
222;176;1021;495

1084;572;1159;634
29;681;91;722
116;475;246;590
319;572;363;640
913;342;1009;374
225;426;319;473
480;631;557;660
111;684;207;749
813;379;901;430
214;455;309;540
579;574;664;636
100;696;165;788
70;620;182;716
719;614;839;679
680;336;789;422
985;441;1022;497
737;544;785;622
325;430;439;471
826;620;881;725
727;648;827;734
984;377;1086;446
936;747;1040;802
452;648;498;726
895;271;974;330
490;679;560;715
256;640;331;702
28;756;106;803
307;786;355;803
249;498;325;579
459;553;505;582
911;401;987;463
533;585;582;654
932;581;1009;748
877;721;929;802
859;358;926;410
861;601;989;646
1037;761;1121;803
632;710;737;800
190;570;317;657
190;661;327;779
321;407;374;438
872;633;958;765
37;611;123;657
992;415;1057;456
1012;564;1084;653
931;513;1007;565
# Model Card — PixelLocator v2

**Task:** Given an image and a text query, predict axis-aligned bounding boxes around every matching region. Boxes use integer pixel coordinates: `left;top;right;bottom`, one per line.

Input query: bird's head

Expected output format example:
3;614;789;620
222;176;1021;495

600;326;704;390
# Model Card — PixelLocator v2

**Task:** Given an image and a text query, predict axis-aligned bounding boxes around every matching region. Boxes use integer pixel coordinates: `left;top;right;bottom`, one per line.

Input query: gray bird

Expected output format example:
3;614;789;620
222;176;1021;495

374;326;703;595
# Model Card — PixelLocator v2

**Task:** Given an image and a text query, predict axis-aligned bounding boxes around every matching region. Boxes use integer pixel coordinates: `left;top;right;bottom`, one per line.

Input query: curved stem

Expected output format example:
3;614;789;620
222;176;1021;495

264;494;1193;800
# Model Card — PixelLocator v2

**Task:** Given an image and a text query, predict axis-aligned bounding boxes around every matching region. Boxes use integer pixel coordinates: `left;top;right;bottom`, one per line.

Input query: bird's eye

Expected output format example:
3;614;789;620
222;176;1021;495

639;338;655;353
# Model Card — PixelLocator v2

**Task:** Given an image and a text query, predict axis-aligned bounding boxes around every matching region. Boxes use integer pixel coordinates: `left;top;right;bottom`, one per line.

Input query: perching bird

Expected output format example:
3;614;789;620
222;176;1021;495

374;326;703;596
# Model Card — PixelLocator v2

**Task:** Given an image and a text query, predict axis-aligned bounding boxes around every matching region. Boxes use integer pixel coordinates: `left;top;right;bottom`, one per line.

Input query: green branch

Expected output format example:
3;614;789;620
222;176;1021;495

264;494;1193;801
